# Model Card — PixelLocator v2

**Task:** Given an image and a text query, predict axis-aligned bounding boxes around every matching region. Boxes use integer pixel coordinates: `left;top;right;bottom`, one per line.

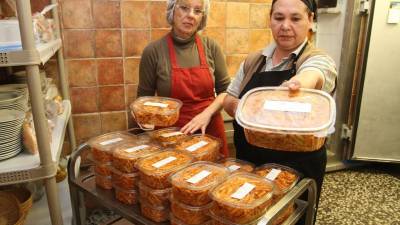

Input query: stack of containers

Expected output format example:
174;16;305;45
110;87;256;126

219;158;255;174
175;134;221;162
149;127;188;147
208;173;275;225
111;141;162;205
88;132;136;190
135;150;194;222
169;162;230;225
253;164;300;225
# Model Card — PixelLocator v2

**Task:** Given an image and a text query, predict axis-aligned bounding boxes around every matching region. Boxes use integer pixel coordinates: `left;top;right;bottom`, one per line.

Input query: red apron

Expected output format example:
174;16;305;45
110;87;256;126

167;34;229;157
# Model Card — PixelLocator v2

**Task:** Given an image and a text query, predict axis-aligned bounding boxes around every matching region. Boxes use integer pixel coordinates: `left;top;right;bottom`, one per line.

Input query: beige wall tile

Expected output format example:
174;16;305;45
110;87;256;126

226;29;249;54
62;0;93;29
97;59;124;85
99;86;125;111
151;1;170;28
151;29;171;41
250;4;270;28
125;84;138;109
226;54;247;77
95;30;122;57
249;29;271;51
100;111;127;133
208;2;226;28
202;28;225;51
67;60;97;87
249;0;272;3
72;113;101;144
93;0;121;28
122;1;150;28
64;30;95;58
124;58;141;84
70;87;98;113
124;30;150;57
226;2;249;28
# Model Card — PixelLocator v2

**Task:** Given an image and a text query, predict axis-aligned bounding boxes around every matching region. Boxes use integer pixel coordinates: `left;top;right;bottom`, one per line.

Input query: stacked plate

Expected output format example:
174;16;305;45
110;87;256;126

0;109;25;160
0;85;28;112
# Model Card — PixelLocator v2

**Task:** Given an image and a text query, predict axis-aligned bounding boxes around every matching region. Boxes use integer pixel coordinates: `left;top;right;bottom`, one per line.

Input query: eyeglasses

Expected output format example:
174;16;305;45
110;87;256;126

176;4;204;16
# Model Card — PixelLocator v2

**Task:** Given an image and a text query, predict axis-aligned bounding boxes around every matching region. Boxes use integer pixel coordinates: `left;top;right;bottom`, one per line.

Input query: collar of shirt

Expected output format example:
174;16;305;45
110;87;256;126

261;39;308;60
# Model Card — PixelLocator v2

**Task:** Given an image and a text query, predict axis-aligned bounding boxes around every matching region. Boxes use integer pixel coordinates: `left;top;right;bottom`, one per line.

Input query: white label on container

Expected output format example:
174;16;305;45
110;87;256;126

100;137;123;146
161;131;183;138
231;182;255;200
186;170;211;184
263;100;312;113
186;141;208;152
228;165;241;172
124;145;149;153
144;101;168;108
265;169;281;181
152;156;177;168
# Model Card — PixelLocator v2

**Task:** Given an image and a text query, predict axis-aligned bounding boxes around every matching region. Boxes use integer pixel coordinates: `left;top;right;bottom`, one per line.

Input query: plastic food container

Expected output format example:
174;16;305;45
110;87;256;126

236;87;336;152
139;198;170;222
138;181;171;207
130;96;182;128
94;174;113;190
170;162;229;206
170;197;211;225
150;127;188;147
114;185;138;205
175;134;221;162
111;167;139;190
171;213;211;225
88;132;136;163
254;164;300;201
209;173;275;224
93;160;112;176
112;142;161;173
219;158;255;174
135;150;194;189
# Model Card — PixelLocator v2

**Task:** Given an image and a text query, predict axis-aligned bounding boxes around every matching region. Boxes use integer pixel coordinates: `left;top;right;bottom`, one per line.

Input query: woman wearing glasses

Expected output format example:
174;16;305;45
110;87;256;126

138;0;230;157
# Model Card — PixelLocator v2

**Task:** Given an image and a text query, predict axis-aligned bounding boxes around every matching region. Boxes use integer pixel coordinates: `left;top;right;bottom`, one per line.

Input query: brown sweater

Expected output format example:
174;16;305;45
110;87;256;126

137;33;230;97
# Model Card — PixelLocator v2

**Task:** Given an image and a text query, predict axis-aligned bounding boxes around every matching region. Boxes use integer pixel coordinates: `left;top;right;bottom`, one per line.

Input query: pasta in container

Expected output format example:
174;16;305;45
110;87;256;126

138;181;171;207
135;150;194;189
170;162;229;206
209;173;275;224
139;198;170;222
170;196;211;225
130;96;182;128
175;134;221;162
114;185;138;205
236;87;336;151
111;167;139;190
88;132;136;163
149;127;188;147
219;158;255;174
112;142;161;173
93;160;112;176
170;213;211;225
95;173;113;190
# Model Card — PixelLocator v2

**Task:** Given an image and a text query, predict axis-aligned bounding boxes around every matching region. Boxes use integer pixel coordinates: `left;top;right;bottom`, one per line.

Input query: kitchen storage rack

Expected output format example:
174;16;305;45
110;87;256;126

0;1;76;225
68;143;318;225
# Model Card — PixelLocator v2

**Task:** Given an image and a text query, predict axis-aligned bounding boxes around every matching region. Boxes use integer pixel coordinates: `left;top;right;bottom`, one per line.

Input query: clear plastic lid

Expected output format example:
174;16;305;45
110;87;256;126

135;150;194;176
88;132;136;152
149;127;188;146
219;158;255;173
170;162;229;191
170;213;211;225
113;142;161;160
254;163;300;194
175;134;221;161
236;87;336;135
209;172;274;208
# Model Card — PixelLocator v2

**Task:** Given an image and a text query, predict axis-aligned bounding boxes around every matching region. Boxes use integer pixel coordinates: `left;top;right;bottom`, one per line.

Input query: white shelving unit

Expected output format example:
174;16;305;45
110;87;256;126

0;1;76;225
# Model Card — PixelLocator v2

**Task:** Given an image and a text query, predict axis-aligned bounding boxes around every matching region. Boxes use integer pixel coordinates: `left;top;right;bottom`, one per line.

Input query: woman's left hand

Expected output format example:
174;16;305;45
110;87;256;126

180;111;212;135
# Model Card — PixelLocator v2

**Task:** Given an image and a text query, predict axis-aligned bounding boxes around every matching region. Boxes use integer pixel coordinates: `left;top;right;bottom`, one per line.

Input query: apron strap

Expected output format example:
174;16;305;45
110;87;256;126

194;35;208;66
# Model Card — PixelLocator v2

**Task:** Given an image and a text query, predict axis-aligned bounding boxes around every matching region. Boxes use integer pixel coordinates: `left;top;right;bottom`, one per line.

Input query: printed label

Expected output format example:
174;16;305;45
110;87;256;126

144;101;168;108
186;141;208;152
228;165;241;172
124;145;149;153
152;156;177;168
161;131;184;138
265;169;282;181
263;100;312;113
231;182;255;200
100;137;123;146
186;170;211;184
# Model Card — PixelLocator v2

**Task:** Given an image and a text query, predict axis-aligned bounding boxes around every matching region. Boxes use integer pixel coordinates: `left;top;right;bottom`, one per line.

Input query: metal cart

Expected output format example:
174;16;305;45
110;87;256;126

68;143;317;225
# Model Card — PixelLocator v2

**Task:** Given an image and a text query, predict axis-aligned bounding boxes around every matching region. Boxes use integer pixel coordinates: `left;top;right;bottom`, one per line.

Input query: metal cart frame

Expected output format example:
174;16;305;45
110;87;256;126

68;143;317;225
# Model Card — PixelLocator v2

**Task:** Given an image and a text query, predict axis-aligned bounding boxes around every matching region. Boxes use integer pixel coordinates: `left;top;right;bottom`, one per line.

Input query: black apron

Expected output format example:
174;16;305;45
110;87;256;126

233;43;326;225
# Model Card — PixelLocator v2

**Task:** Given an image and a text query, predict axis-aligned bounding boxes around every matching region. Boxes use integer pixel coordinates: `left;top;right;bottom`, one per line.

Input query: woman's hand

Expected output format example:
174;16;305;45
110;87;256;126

180;111;212;135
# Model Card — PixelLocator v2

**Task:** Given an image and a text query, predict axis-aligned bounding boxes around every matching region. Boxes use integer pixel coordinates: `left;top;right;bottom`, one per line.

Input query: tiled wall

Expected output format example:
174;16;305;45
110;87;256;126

30;0;273;144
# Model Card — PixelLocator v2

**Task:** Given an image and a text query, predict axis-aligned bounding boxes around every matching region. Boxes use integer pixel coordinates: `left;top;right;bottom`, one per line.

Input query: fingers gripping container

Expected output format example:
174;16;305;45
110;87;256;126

112;142;161;173
149;127;188;147
88;132;136;163
130;96;182;128
135;150;194;189
219;158;255;174
209;173;275;224
138;181;171;207
235;87;336;152
139;197;170;222
170;162;229;206
170;197;212;225
175;134;221;162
